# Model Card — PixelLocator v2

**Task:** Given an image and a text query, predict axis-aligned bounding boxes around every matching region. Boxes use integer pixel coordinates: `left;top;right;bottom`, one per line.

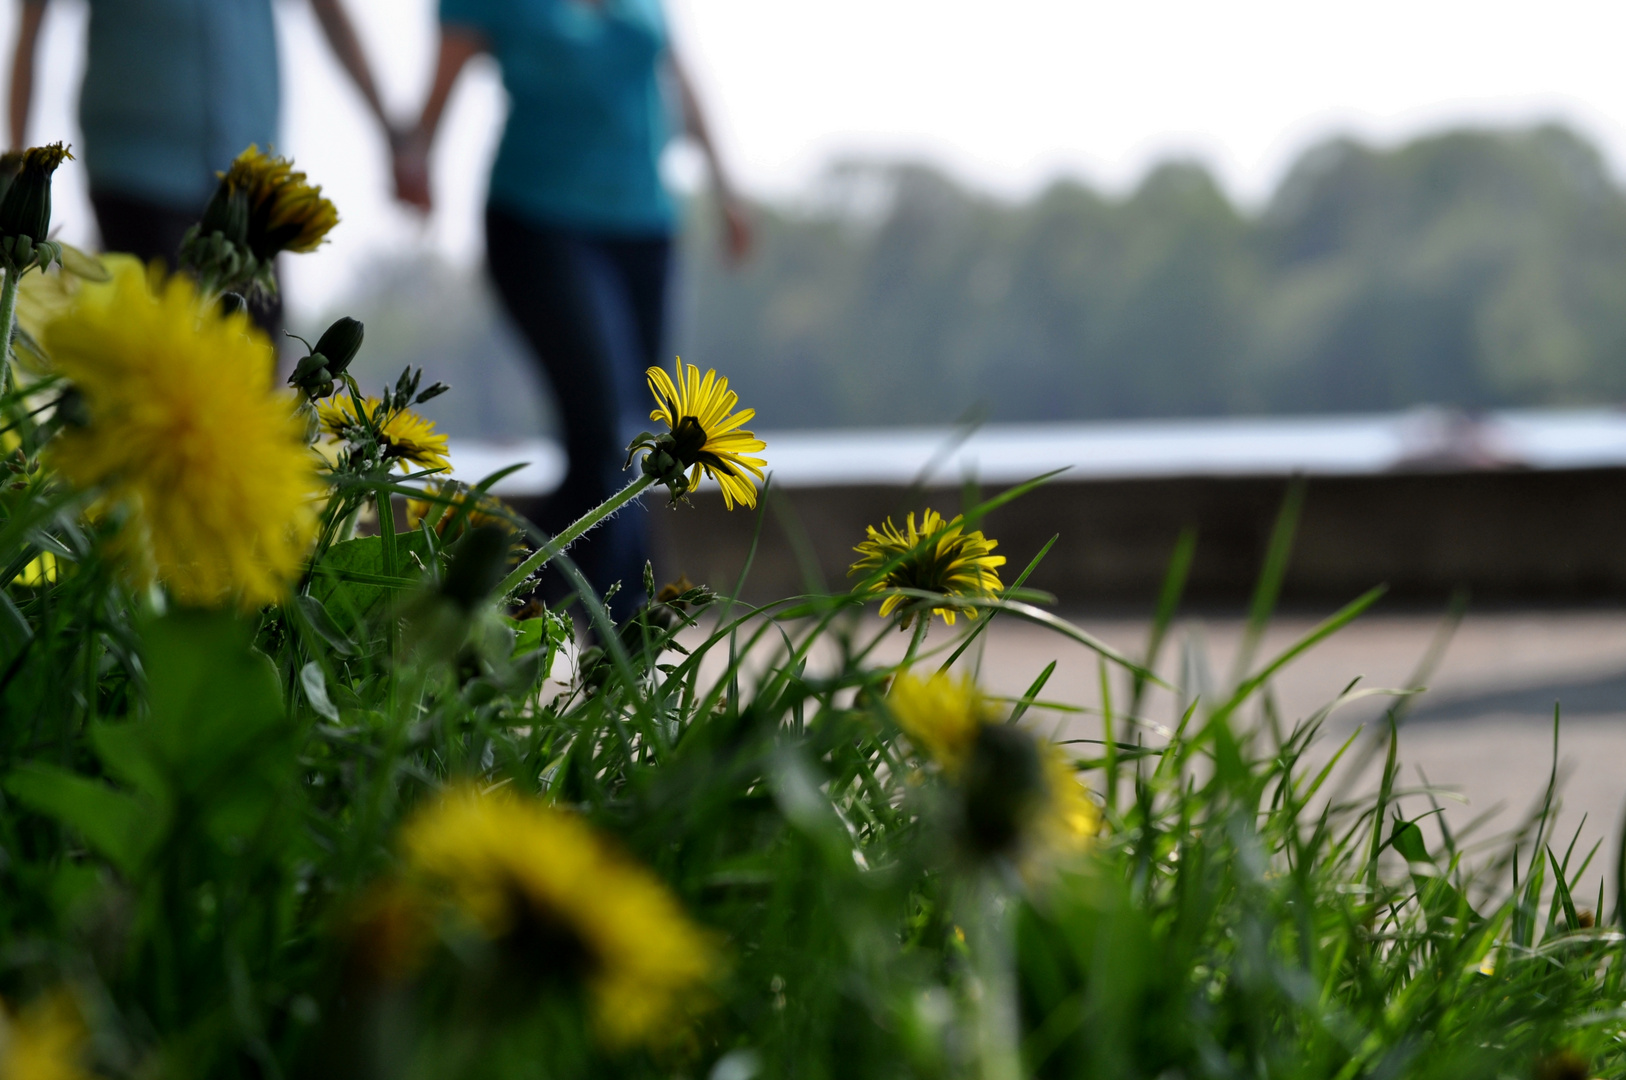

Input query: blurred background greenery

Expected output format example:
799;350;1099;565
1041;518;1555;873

322;123;1626;438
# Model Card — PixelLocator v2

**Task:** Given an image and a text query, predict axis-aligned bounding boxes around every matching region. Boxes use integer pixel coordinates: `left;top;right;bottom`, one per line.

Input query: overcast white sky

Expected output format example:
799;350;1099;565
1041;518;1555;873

14;0;1626;320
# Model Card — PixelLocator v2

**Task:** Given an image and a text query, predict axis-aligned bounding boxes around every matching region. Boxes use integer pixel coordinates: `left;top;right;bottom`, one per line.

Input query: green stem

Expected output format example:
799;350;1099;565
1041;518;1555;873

969;875;1022;1080
0;264;21;395
901;616;930;667
498;473;656;601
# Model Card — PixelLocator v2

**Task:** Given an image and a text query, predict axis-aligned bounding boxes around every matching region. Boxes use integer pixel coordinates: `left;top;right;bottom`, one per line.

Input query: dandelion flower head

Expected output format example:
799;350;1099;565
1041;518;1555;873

45;259;319;607
222;145;338;257
849;509;1005;627
318;394;450;474
400;785;716;1050
646;360;766;510
889;672;1099;859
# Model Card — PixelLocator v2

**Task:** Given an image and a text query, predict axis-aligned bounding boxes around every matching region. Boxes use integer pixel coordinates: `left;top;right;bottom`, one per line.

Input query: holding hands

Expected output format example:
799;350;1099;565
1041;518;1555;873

390;127;433;213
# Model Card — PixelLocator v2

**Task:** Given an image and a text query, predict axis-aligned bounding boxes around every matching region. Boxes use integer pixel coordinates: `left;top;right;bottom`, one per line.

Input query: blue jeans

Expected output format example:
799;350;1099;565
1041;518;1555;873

485;205;673;621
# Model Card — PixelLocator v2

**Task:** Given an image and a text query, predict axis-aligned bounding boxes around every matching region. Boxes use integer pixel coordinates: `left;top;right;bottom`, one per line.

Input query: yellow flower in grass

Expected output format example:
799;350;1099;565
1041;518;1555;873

45;260;319;608
887;671;989;777
400;785;716;1051
642;360;766;509
318;395;450;474
849;508;1005;627
222;145;338;257
0;994;91;1080
888;671;1100;860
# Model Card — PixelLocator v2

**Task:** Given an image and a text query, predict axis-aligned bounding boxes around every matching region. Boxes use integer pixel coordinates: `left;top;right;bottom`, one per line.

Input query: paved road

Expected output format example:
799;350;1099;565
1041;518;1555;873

960;607;1626;907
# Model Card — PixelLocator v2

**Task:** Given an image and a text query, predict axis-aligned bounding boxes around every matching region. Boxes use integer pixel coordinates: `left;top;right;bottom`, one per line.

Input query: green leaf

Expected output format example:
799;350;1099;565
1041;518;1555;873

310;534;429;636
140;610;283;773
1390;818;1430;863
4;764;158;876
300;662;341;722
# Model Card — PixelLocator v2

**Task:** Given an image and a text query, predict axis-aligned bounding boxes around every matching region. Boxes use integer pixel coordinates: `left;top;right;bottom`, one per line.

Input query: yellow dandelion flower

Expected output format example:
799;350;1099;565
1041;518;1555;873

887;671;989;777
849;508;1005;627
400;785;716;1051
1036;742;1101;855
888;672;1099;861
318;395;450;474
222;145;338;257
45;259;320;607
645;360;766;509
0;994;91;1080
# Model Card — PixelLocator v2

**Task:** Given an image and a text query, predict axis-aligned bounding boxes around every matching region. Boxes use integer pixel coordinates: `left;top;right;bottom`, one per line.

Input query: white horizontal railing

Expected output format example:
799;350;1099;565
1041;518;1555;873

445;406;1626;497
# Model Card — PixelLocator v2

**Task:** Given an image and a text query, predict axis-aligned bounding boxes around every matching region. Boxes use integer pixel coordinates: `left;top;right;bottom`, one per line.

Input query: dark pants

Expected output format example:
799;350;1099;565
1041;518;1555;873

485;205;673;621
90;189;282;338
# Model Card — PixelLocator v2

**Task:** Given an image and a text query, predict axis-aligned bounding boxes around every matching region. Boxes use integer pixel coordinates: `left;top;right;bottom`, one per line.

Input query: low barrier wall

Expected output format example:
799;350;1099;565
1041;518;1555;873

653;467;1626;607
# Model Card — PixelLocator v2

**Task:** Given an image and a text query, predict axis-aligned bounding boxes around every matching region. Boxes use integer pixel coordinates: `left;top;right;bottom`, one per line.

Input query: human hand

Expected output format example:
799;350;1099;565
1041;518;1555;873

391;129;433;213
720;197;753;266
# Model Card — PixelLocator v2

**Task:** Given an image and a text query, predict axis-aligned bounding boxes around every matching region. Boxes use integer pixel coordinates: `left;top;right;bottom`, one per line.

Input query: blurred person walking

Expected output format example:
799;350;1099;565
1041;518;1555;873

393;0;751;620
8;0;393;281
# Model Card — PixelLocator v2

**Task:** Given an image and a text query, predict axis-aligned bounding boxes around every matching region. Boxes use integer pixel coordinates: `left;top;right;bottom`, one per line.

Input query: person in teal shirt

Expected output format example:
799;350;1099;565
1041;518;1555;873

394;0;750;620
9;0;393;269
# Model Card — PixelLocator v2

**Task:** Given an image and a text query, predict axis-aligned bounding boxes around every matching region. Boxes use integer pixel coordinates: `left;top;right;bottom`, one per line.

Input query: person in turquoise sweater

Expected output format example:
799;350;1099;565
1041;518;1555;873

393;0;751;619
8;0;393;269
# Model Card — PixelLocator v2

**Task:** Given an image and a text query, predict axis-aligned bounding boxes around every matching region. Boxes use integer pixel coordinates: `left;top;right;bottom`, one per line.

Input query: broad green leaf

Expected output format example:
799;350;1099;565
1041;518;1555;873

4;764;159;876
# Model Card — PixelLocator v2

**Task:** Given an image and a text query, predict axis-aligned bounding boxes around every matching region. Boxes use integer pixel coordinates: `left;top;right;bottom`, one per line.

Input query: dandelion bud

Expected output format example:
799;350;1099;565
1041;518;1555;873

414;381;450;405
313;316;364;376
197;177;250;247
0;150;25;206
0;142;70;249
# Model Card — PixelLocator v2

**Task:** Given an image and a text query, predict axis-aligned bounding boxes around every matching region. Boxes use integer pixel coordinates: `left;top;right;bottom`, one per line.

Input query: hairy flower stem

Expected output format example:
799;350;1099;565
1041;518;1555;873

0;265;20;395
498;473;656;601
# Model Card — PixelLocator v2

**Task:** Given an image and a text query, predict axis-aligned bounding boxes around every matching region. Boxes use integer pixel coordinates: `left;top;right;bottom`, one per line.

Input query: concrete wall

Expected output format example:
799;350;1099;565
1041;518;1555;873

653;467;1626;607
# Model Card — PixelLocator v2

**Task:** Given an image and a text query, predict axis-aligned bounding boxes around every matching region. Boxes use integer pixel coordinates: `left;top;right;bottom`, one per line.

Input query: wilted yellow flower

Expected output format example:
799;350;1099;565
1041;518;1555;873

849;508;1005;627
318;395;450;474
0;993;91;1080
400;785;716;1050
644;360;766;509
888;671;989;777
223;145;338;257
45;259;320;607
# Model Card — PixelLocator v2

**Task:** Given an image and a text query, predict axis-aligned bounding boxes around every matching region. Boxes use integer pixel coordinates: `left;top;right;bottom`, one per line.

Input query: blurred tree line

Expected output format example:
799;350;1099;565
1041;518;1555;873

326;123;1626;437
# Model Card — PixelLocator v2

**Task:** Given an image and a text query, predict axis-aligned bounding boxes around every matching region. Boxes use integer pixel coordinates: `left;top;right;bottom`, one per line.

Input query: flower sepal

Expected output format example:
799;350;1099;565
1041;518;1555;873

0;233;63;275
626;430;695;503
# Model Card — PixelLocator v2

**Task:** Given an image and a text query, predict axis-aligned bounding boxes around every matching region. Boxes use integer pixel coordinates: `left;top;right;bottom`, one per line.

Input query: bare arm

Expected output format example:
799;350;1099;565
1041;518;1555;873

8;1;46;149
670;51;752;263
417;28;485;149
393;27;485;210
308;0;392;134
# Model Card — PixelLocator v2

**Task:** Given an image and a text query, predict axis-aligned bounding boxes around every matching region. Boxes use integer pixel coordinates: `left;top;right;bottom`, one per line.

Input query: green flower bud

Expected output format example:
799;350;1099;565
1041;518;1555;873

198;176;250;247
312;316;364;376
0;151;25;207
0;143;72;249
